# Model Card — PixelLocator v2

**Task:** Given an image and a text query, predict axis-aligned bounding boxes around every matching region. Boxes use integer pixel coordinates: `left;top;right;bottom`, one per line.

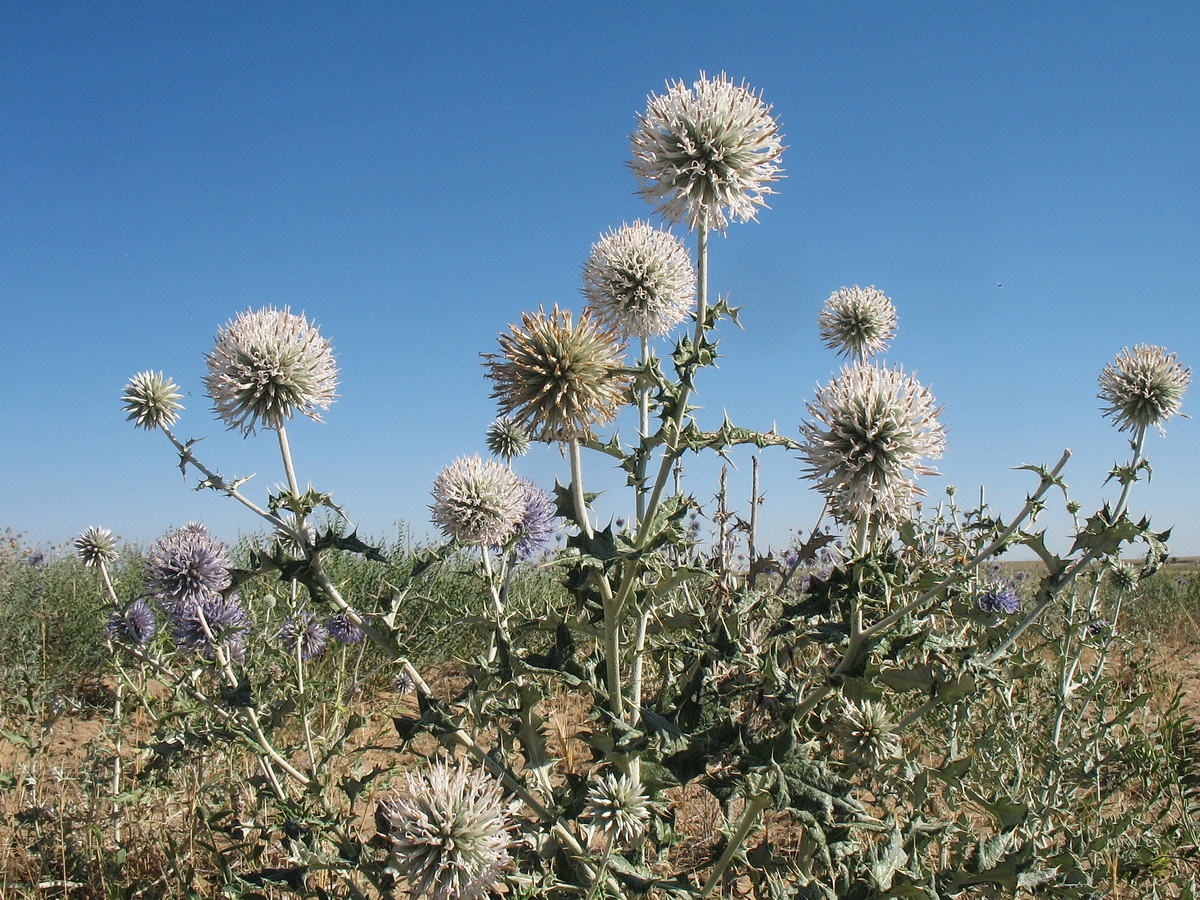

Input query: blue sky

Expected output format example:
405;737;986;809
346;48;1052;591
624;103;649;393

3;2;1198;558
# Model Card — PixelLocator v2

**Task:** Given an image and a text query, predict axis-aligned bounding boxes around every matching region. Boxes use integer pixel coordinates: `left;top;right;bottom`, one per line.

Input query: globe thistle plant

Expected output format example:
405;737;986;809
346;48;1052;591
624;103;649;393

630;71;784;233
431;455;525;546
204;306;338;436
106;598;157;646
978;585;1021;615
818;286;897;362
146;524;232;606
1098;344;1190;436
840;699;902;767
582;221;696;340
799;364;947;525
583;772;652;844
483;305;630;441
380;759;513;900
122;370;184;430
171;592;250;662
326;612;362;644
484;416;530;462
280;611;329;661
512;479;556;560
76;526;118;568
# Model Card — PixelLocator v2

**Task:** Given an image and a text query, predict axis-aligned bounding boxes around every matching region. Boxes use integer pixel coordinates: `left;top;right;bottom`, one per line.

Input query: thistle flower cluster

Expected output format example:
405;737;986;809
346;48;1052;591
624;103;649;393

630;72;784;232
279;611;328;661
582;221;696;340
840;699;901;767
978;585;1021;615
380;759;513;900
326;612;362;644
799;364;947;524
483;305;630;441
204;306;338;436
106;598;157;646
583;772;651;844
172;591;251;662
818;286;897;362
76;526;118;568
431;455;525;546
122;371;183;431
1098;344;1190;436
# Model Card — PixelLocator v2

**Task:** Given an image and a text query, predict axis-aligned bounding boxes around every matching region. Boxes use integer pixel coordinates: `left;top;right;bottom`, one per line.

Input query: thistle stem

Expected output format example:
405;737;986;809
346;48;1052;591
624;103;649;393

700;792;770;897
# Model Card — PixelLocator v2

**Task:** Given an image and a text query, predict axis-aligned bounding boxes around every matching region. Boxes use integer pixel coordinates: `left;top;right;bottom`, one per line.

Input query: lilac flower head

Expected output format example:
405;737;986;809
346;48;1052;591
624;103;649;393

978;585;1020;615
172;592;250;662
326;612;362;644
147;524;232;606
106;598;157;647
511;480;556;560
280;611;329;661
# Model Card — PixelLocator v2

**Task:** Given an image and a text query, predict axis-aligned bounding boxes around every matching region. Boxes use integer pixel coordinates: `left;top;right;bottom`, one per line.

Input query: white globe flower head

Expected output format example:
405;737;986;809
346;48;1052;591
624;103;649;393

584;772;652;845
204;307;338;436
122;370;184;430
381;759;513;900
76;526;118;568
1098;344;1190;436
582;221;696;340
630;71;784;233
818;286;897;362
800;364;947;525
840;699;901;767
430;455;525;546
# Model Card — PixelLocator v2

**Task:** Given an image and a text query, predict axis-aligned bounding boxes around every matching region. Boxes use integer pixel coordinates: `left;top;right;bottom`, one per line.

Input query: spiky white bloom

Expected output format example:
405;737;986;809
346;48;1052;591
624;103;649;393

582;221;696;340
431;455;525;546
840;699;901;767
381;759;513;900
630;72;783;233
484;416;530;462
76;527;118;568
799;364;946;524
818;286;897;362
584;772;651;844
1098;344;1190;436
483;305;630;441
122;371;184;430
204;307;338;436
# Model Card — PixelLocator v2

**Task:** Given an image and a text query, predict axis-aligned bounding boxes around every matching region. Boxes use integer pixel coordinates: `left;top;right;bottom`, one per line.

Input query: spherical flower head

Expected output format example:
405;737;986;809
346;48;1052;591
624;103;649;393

76;527;118;568
818;286;897;362
279;611;328;661
1107;561;1140;593
799;364;946;524
978;585;1021;615
483;305;630;441
171;592;250;662
1098;344;1190;436
484;417;530;462
630;71;784;233
512;480;556;560
146;524;232;606
840;699;901;767
122;371;184;430
582;221;696;340
381;759;513;900
584;772;651;845
326;612;362;644
106;598;157;646
204;306;338;436
431;455;525;546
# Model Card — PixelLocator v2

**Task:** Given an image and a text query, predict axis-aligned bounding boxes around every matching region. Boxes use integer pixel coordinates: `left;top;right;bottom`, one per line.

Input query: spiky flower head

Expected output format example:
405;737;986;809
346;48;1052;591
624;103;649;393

1098;344;1190;436
978;586;1020;615
584;772;652;844
799;364;946;524
106;598;157;646
818;286;897;362
483;305;630;441
513;480;556;560
122;371;184;430
630;71;784;233
279;611;328;661
171;592;250;662
1107;561;1141;593
381;758;513;900
582;221;696;340
840;699;901;767
431;455;525;546
146;524;232;606
76;527;118;568
326;612;362;644
484;417;530;462
204;306;338;436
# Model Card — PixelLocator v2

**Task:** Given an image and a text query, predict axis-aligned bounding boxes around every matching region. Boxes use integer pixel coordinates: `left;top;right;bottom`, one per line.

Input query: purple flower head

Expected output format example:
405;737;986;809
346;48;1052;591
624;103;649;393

978;586;1021;615
147;524;232;606
280;611;328;661
107;598;157;646
26;550;46;568
780;548;800;570
172;592;250;662
511;480;556;560
326;612;362;644
1087;619;1110;637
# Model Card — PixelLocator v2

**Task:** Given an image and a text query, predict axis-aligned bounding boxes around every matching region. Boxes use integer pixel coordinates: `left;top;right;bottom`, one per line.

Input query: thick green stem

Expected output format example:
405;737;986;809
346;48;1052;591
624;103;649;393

700;792;771;897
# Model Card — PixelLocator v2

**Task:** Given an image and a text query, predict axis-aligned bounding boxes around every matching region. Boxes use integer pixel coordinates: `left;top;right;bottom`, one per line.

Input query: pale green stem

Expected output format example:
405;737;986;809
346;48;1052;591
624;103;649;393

585;840;616;900
636;336;651;525
700;792;771;897
570;438;595;540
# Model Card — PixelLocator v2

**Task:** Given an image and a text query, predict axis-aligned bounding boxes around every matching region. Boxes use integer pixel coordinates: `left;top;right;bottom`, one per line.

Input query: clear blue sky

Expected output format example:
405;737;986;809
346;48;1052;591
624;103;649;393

3;2;1198;558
